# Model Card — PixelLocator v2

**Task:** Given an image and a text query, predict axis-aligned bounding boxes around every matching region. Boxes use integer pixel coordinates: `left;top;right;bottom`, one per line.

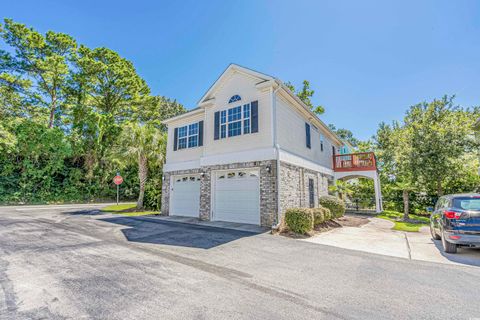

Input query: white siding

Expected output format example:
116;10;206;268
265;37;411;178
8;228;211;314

276;95;336;169
203;71;273;156
165;113;204;164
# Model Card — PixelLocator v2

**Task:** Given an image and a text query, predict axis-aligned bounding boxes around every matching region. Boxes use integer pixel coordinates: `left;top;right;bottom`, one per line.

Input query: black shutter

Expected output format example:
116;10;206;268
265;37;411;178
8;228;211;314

251;100;258;133
198;121;204;146
173;127;178;151
309;178;314;208
305;123;311;149
214;111;220;140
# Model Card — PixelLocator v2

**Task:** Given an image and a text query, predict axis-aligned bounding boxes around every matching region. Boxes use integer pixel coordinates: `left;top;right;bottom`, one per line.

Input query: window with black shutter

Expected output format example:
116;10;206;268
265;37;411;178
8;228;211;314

305;123;311;149
308;178;314;208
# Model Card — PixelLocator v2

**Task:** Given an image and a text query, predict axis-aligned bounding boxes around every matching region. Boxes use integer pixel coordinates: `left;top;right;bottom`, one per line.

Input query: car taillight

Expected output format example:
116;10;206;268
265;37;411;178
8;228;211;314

444;211;462;219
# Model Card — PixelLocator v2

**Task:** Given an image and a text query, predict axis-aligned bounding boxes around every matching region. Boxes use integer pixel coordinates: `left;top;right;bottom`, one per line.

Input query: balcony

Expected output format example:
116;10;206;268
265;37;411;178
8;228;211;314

333;152;377;172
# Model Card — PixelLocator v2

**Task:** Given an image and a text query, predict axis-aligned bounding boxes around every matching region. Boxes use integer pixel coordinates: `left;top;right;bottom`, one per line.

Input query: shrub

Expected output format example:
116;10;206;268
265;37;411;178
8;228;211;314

285;208;314;234
312;206;331;225
319;195;346;218
323;207;332;220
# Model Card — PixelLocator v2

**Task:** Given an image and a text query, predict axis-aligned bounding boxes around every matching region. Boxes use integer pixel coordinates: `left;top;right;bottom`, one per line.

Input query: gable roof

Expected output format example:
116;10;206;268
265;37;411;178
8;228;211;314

165;63;344;145
197;63;275;106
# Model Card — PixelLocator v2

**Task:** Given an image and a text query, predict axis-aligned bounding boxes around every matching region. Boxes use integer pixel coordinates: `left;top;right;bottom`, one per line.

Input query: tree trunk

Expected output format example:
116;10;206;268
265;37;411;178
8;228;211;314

137;153;148;209
48;95;57;129
403;189;409;221
437;179;444;197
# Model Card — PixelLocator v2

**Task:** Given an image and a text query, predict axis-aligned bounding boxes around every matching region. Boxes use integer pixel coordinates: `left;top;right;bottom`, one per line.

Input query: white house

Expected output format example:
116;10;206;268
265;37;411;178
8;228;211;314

161;64;381;227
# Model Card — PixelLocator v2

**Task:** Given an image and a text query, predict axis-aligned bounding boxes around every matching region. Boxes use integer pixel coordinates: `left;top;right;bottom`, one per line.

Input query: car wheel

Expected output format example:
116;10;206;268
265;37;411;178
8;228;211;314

442;233;457;254
430;224;441;240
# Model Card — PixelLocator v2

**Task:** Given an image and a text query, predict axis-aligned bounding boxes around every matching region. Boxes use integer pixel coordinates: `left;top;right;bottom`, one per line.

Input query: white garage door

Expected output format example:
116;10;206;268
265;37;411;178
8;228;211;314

213;169;260;225
170;175;200;218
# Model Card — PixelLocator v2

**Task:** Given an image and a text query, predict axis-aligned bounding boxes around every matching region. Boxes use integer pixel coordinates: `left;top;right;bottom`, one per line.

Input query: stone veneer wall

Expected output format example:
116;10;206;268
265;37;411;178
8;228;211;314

279;161;332;218
161;160;277;227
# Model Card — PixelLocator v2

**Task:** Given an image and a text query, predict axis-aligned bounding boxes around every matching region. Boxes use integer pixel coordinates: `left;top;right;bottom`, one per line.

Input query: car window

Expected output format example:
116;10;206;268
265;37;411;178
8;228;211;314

452;198;480;211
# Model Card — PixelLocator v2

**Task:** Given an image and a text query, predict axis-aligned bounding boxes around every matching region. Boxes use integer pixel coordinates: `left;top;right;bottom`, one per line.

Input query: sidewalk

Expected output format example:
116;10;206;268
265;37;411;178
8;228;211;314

303;216;480;267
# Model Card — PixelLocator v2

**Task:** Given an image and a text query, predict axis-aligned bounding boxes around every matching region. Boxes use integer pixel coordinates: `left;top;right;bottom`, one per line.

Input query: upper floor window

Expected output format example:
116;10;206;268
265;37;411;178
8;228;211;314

220;104;251;138
177;123;198;150
214;101;258;140
320;134;324;152
228;95;241;103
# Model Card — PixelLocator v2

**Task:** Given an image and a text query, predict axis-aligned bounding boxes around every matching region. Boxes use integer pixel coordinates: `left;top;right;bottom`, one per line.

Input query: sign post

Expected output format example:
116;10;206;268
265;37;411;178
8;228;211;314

113;173;123;205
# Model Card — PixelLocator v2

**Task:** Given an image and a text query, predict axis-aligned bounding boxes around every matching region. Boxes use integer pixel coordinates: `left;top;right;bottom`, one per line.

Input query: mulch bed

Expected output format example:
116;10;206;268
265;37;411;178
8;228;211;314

277;214;371;238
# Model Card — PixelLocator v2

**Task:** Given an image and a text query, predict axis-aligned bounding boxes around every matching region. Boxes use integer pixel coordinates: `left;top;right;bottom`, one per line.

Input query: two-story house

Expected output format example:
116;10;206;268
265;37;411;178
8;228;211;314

161;64;381;227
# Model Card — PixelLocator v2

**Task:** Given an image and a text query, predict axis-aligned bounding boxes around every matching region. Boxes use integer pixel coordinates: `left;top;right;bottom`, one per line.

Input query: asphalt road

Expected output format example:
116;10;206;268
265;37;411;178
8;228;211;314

1;204;479;320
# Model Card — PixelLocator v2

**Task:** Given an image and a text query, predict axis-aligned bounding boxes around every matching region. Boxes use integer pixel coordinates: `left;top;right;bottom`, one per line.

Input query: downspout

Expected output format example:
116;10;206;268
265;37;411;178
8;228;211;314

271;82;282;230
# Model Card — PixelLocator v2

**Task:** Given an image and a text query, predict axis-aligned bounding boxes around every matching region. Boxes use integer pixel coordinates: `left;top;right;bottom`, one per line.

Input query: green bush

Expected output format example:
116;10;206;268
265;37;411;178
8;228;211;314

285;208;314;234
312;206;331;225
319;195;345;218
323;207;332;220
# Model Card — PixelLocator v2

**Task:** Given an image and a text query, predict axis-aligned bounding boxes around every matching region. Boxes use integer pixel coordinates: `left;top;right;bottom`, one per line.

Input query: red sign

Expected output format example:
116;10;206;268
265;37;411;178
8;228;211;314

113;175;123;185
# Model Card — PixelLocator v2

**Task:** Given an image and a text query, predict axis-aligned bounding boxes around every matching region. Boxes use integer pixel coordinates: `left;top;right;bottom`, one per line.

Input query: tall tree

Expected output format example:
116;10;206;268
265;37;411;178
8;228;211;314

328;124;360;147
285;80;325;115
404;96;479;196
115;123;167;209
0;19;77;128
134;95;187;132
71;46;150;178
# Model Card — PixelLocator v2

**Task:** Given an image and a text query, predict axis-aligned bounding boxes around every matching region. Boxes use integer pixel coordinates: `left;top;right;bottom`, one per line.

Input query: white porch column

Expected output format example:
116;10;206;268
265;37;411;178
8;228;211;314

373;172;383;213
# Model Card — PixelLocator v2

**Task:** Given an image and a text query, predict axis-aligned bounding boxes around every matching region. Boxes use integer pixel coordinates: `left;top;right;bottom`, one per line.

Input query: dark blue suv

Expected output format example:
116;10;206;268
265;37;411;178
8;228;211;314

430;193;480;253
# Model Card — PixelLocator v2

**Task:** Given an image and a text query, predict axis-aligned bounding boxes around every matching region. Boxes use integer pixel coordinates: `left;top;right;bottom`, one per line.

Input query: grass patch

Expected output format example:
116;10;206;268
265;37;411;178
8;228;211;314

100;203;158;216
377;210;429;232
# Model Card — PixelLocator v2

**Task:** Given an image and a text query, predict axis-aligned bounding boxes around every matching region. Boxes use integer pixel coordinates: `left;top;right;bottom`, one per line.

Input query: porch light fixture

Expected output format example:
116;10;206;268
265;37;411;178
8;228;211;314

266;164;272;174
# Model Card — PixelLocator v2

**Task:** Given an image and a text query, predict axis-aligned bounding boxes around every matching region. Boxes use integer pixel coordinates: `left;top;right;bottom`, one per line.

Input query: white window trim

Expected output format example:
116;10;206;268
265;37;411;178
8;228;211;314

177;123;199;150
220;103;251;139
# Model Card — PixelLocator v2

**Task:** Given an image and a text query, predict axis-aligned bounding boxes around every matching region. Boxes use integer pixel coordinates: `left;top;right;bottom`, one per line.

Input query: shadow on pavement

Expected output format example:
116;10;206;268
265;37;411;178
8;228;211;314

433;240;480;267
63;209;104;216
96;215;259;249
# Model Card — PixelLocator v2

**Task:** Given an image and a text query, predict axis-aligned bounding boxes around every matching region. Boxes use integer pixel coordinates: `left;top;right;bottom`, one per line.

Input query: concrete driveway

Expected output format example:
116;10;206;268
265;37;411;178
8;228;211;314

304;215;480;267
1;204;480;319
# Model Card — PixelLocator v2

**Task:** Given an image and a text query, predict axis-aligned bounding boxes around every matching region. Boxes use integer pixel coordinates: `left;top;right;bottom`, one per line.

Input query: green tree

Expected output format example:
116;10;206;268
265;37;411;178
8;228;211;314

374;96;480;218
328;124;360;147
285;80;325;115
115;124;167;209
329;180;353;200
0;19;77;128
404;96;479;196
134;95;187;132
71;46;151;179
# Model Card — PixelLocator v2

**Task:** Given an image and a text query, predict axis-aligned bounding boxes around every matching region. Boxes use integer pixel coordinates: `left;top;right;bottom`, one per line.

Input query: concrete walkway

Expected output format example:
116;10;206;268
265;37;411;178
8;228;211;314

304;217;480;267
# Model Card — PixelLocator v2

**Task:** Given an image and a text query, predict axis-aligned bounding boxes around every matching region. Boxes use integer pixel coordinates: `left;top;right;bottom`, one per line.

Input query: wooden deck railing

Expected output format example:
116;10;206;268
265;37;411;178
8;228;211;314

333;152;377;172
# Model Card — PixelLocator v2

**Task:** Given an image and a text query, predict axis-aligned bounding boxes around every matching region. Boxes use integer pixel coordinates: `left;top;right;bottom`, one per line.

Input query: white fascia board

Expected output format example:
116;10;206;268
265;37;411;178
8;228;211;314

200;147;277;166
163;160;201;172
279;149;334;176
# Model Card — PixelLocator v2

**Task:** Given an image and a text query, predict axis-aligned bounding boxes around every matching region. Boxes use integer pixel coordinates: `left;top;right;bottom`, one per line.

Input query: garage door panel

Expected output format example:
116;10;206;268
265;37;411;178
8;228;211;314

213;170;260;225
171;175;200;218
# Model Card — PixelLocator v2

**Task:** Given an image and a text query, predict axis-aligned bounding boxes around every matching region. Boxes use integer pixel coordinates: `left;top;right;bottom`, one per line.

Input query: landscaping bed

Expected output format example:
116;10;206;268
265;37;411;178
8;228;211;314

279;214;369;238
377;210;429;232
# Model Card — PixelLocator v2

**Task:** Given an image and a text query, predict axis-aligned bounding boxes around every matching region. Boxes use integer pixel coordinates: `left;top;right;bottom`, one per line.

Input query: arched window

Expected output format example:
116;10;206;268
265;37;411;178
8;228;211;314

228;95;241;103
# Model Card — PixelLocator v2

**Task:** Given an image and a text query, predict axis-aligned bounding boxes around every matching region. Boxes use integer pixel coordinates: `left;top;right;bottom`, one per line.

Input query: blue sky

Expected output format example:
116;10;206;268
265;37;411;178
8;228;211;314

2;0;480;140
